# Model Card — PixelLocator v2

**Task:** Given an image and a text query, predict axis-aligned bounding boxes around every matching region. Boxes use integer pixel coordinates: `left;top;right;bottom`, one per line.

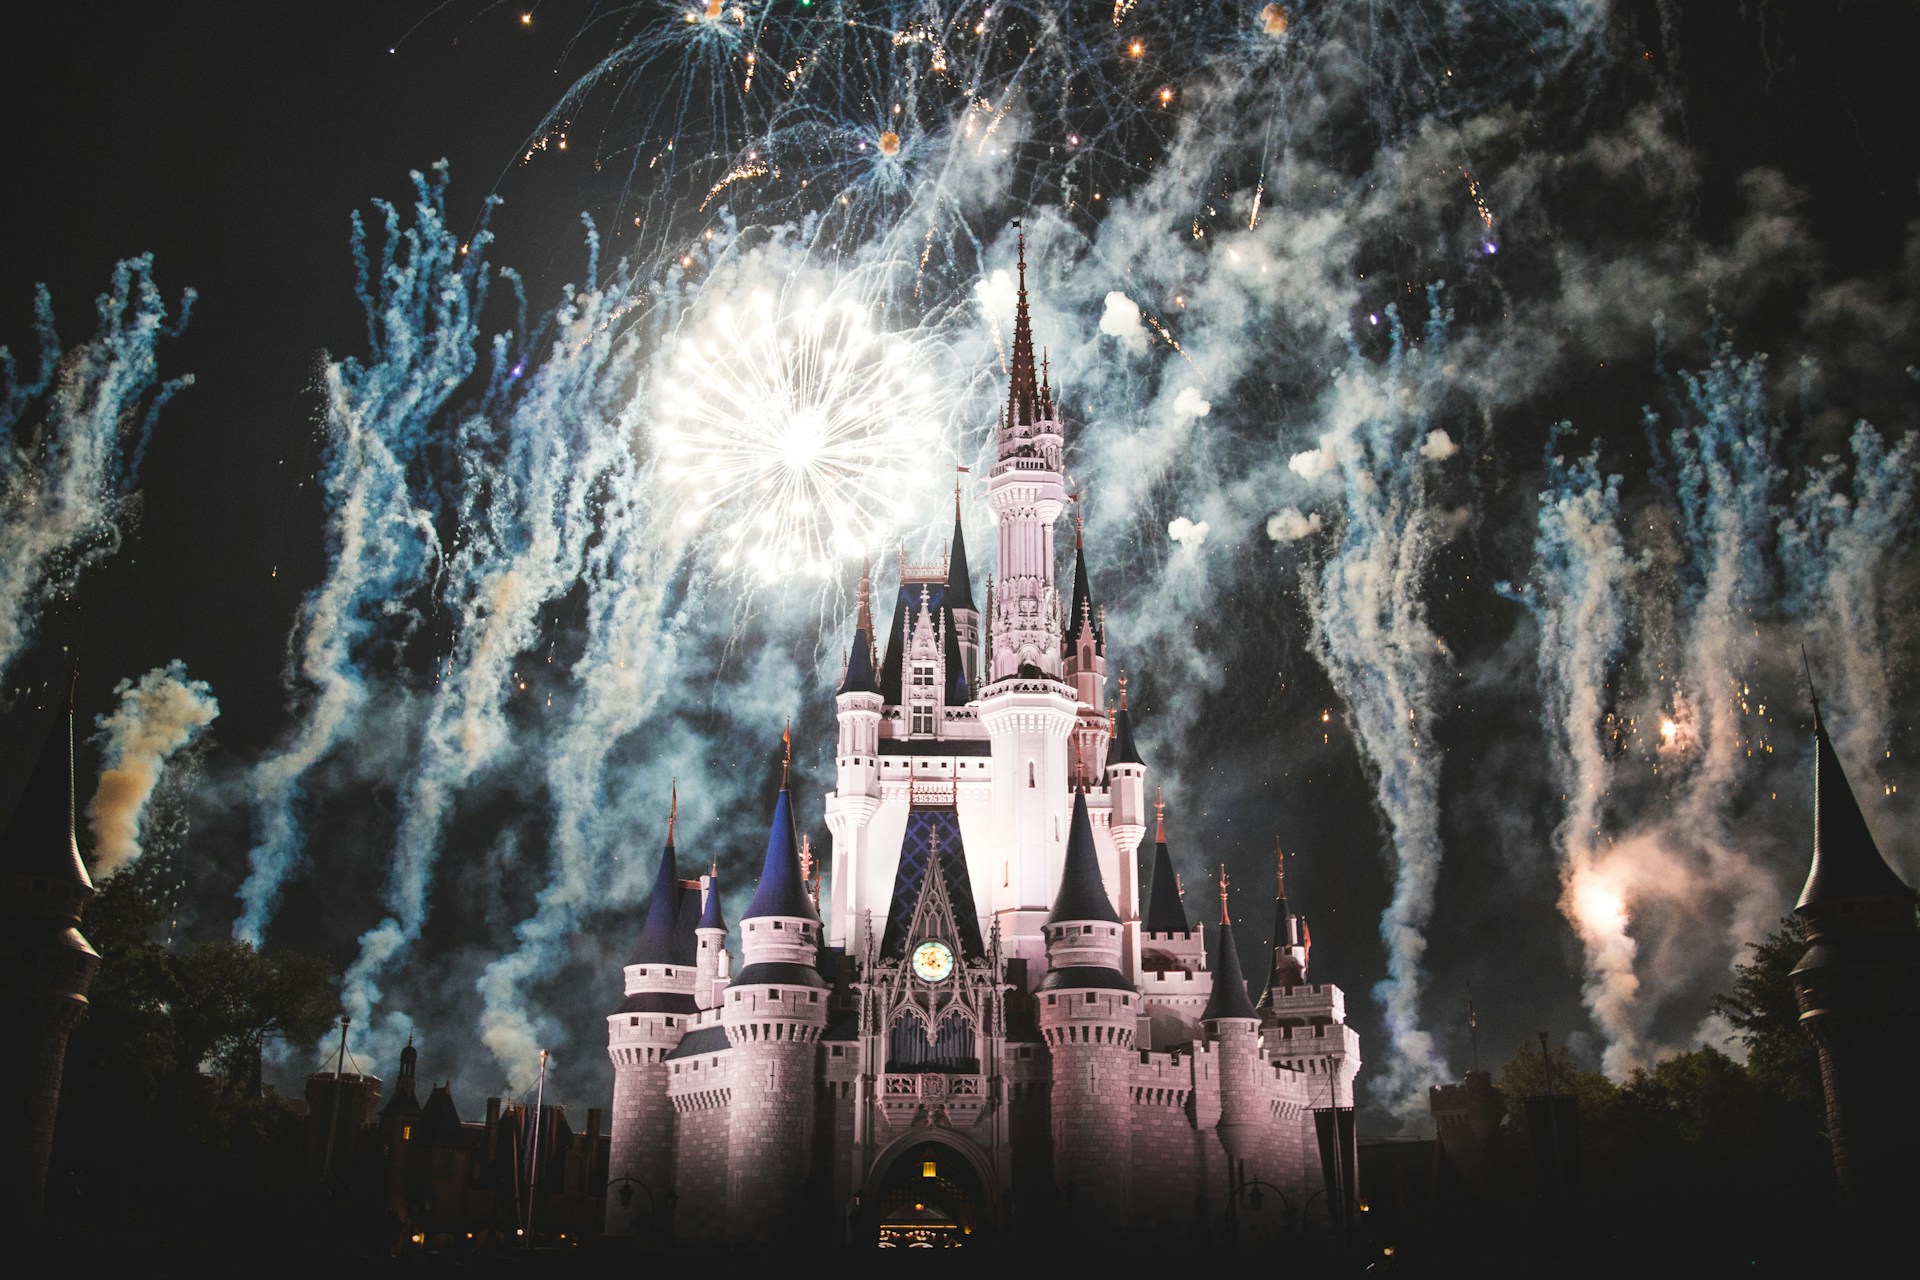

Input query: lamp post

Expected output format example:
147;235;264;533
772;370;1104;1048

1239;1177;1297;1238
604;1176;676;1242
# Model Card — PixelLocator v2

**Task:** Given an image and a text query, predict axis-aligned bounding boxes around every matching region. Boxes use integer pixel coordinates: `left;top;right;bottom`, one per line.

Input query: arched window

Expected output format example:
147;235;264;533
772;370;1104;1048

886;1008;979;1073
1028;761;1035;788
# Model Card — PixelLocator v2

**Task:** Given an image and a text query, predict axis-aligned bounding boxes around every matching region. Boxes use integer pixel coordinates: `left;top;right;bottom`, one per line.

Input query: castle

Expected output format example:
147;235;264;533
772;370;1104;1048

602;239;1363;1248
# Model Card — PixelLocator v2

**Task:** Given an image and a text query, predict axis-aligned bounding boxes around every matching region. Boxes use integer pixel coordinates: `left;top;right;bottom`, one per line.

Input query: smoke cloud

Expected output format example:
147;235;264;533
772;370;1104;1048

88;661;219;878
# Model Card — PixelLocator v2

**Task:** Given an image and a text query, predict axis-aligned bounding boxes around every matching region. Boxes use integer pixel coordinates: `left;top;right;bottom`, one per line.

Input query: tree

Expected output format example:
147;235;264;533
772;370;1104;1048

1713;916;1822;1108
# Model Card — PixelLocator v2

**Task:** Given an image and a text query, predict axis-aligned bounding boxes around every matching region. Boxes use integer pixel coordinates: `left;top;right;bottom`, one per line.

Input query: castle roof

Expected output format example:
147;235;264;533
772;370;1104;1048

946;499;975;614
630;825;695;966
664;1024;730;1061
1036;965;1136;993
1203;907;1257;1023
1143;836;1188;934
1106;703;1143;769
0;689;93;891
1005;229;1041;429
1045;792;1120;926
838;562;880;696
1064;533;1102;656
697;868;727;931
742;787;820;923
418;1084;466;1148
1796;711;1912;911
730;961;829;990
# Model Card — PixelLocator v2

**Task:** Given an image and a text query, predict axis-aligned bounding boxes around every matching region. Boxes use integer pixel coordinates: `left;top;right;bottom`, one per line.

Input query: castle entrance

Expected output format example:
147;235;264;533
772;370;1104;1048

867;1138;990;1249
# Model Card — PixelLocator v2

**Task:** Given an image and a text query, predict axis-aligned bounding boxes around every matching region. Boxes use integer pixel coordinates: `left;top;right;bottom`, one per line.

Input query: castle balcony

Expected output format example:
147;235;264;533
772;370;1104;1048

877;1072;988;1129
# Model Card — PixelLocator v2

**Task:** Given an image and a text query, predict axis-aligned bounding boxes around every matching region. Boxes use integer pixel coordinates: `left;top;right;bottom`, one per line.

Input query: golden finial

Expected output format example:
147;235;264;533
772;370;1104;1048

1119;669;1130;711
781;720;792;788
1275;838;1286;898
1217;864;1231;926
667;780;678;845
1155;788;1166;843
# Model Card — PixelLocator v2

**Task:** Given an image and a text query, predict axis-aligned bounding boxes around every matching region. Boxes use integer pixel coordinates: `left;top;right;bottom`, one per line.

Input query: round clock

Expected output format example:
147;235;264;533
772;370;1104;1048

911;939;955;983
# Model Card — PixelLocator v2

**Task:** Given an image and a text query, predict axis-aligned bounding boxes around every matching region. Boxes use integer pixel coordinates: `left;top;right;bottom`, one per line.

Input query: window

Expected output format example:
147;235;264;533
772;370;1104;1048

402;1126;412;1141
1028;761;1035;788
912;705;934;735
1085;992;1097;1004
770;989;781;999
629;1016;638;1027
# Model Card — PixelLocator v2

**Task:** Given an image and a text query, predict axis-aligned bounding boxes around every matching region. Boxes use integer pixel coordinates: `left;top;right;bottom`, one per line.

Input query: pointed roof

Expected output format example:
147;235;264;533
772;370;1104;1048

1203;870;1257;1022
1143;794;1188;933
1106;674;1143;767
0;680;92;890
380;1039;421;1118
629;814;695;965
743;785;820;922
418;1083;466;1148
1046;792;1120;926
1005;226;1041;429
941;605;971;705
1063;519;1101;654
698;865;727;930
839;560;881;696
1796;711;1912;911
946;494;976;613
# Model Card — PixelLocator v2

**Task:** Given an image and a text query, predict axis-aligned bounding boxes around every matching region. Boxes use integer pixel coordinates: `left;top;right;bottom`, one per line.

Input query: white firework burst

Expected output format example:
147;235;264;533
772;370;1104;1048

655;283;944;582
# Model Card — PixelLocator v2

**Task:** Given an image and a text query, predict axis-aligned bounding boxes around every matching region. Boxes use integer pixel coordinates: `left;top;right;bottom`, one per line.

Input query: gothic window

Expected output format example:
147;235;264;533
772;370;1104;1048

887;1008;979;1073
1027;761;1035;788
912;704;934;735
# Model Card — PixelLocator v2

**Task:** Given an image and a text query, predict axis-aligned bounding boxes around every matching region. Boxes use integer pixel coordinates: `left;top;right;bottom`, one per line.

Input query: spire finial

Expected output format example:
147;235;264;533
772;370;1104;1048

667;780;678;845
1275;838;1286;898
799;834;813;882
1119;669;1129;711
1155;788;1166;843
1801;644;1822;727
1004;219;1040;431
781;721;792;788
1217;863;1231;926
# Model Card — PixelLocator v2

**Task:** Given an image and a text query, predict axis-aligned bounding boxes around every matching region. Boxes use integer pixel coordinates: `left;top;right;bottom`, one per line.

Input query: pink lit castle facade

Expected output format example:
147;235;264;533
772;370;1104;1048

604;239;1361;1247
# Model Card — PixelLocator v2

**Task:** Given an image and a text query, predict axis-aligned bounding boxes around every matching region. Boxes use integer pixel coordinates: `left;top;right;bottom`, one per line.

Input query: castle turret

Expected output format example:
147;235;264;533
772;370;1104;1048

694;861;730;1011
723;754;829;1238
1105;674;1148;981
380;1038;423;1218
1254;844;1361;1105
947;489;981;692
1203;869;1262;1168
605;791;698;1236
826;562;885;953
1036;792;1135;1225
0;682;100;1222
1137;794;1212;1047
1790;706;1920;1209
1063;520;1111;792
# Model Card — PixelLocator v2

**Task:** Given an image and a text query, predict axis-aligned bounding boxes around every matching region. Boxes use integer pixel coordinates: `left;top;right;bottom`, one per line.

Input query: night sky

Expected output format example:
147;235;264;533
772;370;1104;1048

2;2;1915;1127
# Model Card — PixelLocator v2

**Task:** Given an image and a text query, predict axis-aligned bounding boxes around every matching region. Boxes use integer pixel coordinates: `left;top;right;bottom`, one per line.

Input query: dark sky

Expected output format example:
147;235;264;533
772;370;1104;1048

2;2;1916;1123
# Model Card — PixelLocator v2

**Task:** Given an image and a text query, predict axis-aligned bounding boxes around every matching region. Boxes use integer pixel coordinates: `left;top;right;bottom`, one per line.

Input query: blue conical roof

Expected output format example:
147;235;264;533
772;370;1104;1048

698;869;727;930
743;788;820;922
629;834;694;965
1106;704;1143;768
1046;792;1120;925
1203;908;1257;1022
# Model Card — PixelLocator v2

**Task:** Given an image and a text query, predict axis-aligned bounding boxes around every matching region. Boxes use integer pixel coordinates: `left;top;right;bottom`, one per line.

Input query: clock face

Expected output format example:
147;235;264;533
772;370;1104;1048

911;940;955;983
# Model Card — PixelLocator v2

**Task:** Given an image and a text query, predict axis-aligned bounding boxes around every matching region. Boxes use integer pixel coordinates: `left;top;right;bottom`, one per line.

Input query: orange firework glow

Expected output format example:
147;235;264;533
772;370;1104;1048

877;129;901;156
1261;4;1289;37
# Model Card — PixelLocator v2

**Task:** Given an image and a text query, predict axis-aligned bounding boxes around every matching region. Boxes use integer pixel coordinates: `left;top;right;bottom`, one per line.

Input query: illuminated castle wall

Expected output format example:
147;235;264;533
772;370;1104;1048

604;238;1361;1245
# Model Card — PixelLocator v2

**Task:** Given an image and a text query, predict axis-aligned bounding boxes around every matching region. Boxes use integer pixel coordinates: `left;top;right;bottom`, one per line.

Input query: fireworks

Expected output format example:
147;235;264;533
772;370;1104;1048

654;278;945;581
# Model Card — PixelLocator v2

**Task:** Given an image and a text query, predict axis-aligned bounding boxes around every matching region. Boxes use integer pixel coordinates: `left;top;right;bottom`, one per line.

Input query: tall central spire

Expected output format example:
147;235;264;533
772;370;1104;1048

1006;224;1040;429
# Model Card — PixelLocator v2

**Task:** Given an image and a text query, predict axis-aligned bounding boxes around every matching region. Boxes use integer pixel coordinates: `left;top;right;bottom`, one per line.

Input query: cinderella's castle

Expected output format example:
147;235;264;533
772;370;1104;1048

603;240;1362;1247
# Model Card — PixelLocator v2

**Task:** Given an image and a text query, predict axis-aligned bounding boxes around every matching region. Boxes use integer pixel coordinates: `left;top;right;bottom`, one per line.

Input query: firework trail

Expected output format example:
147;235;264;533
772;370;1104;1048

338;221;660;1068
0;257;193;682
87;660;219;879
1296;295;1458;1115
1522;351;1917;1077
235;165;492;944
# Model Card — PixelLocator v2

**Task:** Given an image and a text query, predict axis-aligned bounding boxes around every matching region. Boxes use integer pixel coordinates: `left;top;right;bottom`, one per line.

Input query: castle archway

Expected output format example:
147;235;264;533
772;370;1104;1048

861;1129;997;1249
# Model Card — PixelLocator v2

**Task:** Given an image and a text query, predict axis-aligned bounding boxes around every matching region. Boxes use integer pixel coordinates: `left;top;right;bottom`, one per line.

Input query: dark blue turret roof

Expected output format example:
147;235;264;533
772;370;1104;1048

1203;908;1257;1022
941;607;971;705
1143;836;1188;934
743;787;820;922
946;503;976;613
1046;792;1120;926
1797;712;1912;910
839;566;881;696
1106;704;1143;768
1064;537;1101;654
698;869;727;930
630;835;696;965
